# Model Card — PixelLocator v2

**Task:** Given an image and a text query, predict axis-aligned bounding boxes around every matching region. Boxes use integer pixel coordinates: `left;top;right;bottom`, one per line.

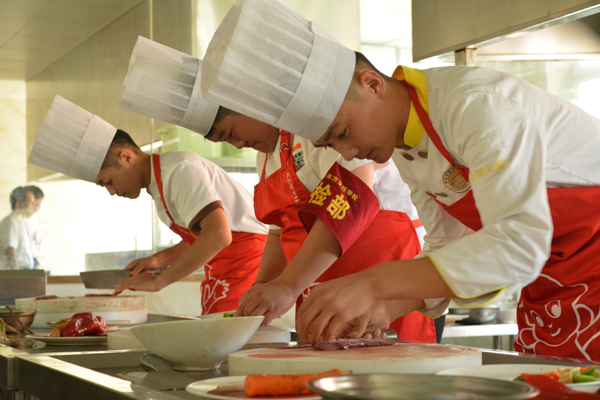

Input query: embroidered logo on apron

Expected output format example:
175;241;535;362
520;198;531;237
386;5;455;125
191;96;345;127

443;167;471;193
293;143;305;171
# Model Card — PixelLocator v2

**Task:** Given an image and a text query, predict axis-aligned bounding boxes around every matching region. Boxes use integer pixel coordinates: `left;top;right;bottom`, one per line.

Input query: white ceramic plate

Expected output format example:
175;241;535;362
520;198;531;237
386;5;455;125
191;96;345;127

186;376;321;399
25;333;107;346
436;364;600;393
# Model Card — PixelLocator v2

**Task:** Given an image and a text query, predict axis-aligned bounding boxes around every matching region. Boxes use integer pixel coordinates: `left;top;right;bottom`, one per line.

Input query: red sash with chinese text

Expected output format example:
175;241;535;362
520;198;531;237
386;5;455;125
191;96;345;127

298;162;380;253
254;134;435;342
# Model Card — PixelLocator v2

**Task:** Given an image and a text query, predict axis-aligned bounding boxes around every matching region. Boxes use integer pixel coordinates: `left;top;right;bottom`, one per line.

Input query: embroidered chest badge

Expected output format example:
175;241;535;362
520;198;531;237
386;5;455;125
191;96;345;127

442;167;471;193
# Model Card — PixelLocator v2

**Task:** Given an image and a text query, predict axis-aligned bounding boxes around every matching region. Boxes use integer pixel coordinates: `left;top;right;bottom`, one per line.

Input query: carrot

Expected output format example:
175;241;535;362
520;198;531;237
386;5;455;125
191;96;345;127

244;369;345;397
50;318;71;337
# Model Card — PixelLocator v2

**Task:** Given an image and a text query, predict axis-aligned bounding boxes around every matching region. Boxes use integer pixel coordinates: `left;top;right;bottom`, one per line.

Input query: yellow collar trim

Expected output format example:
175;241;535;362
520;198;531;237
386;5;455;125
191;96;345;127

391;66;428;148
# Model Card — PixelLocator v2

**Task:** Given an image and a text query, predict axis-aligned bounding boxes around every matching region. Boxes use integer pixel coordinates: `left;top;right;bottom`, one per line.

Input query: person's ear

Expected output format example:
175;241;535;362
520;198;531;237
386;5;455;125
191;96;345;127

358;70;386;100
118;149;134;165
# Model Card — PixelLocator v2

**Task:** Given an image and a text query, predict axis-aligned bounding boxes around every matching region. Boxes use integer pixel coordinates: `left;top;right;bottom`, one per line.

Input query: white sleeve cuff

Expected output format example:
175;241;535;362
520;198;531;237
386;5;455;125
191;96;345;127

419;298;451;318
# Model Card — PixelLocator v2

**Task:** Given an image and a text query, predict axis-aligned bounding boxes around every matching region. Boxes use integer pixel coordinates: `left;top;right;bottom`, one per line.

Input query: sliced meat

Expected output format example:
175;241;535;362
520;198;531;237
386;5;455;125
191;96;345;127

313;338;397;351
34;295;60;300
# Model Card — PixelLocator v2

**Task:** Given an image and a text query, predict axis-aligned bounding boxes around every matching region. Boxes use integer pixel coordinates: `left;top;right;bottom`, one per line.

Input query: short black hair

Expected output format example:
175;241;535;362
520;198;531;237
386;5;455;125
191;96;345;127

10;187;26;210
110;129;140;149
101;129;141;169
206;106;239;140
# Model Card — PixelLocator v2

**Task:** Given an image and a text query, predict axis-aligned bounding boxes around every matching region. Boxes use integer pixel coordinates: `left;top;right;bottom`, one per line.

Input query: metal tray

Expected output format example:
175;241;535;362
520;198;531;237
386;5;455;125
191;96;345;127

307;373;539;400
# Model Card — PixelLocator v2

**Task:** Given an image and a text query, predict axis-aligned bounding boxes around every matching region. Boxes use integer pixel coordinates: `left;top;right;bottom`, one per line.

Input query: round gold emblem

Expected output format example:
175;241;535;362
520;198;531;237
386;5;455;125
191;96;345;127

442;167;470;193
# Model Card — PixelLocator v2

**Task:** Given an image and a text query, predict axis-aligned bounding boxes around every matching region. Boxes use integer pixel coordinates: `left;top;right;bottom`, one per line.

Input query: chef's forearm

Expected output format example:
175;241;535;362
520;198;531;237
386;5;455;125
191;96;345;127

151;241;190;267
381;299;426;322
365;257;454;301
255;230;288;282
156;210;232;289
277;218;341;294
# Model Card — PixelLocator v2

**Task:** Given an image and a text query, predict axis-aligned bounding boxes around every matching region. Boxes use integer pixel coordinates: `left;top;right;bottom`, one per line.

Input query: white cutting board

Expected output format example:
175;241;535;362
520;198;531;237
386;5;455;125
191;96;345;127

15;296;147;328
229;343;482;375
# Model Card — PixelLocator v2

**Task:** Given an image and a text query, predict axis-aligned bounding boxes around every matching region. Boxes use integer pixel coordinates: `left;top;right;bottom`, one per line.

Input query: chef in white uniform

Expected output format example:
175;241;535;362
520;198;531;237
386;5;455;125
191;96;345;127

0;186;44;270
200;0;600;361
29;95;268;315
119;36;436;341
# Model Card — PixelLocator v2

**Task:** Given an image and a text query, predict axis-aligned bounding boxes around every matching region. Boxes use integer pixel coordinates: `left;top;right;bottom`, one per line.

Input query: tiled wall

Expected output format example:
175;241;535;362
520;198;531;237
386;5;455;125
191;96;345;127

0;82;26;219
412;0;600;61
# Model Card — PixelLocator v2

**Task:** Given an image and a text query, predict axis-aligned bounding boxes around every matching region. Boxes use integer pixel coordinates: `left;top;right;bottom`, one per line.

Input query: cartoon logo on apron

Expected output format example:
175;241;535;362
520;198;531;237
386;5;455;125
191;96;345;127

201;264;230;314
443;167;470;193
515;274;600;361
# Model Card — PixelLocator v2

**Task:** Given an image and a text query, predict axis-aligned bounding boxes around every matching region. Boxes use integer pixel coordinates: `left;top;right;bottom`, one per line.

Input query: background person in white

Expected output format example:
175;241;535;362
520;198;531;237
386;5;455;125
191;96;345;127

0;186;44;270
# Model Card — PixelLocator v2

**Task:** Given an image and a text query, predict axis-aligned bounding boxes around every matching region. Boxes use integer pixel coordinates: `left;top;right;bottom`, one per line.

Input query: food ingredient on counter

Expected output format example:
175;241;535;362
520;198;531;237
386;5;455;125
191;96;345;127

3;304;34;334
515;366;600;384
313;338;396;351
46;318;70;326
244;369;345;397
34;295;60;300
51;312;108;337
524;374;600;399
222;311;235;318
0;317;20;335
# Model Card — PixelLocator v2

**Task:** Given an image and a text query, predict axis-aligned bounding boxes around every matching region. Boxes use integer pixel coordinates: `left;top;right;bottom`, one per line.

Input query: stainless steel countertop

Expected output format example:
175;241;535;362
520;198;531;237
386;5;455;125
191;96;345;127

2;315;599;400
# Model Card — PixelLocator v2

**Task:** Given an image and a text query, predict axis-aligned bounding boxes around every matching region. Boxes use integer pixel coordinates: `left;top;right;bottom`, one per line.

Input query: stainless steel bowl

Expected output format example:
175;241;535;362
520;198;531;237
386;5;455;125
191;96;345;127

307;374;539;400
0;307;37;332
449;307;499;325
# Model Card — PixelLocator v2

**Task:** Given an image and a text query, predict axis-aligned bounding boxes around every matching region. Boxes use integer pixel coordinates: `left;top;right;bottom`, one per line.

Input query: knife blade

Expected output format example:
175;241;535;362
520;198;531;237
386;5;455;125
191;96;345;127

80;269;165;289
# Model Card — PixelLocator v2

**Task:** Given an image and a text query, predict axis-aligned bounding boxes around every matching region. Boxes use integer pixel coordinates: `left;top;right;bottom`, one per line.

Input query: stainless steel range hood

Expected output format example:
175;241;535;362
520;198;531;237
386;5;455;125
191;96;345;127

476;7;600;61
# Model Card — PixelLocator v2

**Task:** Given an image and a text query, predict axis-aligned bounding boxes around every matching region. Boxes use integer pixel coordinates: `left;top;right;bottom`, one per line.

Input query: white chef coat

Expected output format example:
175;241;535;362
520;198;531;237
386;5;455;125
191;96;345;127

256;134;425;244
148;152;267;235
0;211;42;270
392;65;600;308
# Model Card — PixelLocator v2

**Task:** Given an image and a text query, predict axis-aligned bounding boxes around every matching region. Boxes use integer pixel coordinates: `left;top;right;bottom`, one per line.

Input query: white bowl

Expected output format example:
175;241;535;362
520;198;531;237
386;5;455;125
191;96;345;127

131;316;263;371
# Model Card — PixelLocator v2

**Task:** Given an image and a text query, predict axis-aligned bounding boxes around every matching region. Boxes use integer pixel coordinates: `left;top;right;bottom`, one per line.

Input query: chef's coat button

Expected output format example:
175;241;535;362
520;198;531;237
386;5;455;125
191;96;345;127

418;151;428;158
397;144;412;151
434;191;448;197
425;190;437;199
402;152;414;161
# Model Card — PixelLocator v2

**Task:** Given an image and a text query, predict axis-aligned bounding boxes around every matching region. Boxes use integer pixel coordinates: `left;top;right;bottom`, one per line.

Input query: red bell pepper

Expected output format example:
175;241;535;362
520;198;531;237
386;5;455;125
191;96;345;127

524;374;600;399
61;312;108;337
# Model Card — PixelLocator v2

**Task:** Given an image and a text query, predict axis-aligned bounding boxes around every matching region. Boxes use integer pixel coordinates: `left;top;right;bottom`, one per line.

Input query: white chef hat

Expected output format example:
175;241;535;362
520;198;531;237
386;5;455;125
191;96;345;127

201;0;356;142
119;36;219;136
28;95;117;182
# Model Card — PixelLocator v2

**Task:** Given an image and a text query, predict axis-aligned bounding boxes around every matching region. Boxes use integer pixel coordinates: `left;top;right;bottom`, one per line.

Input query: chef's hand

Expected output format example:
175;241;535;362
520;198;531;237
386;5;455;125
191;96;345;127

235;280;297;326
334;302;392;339
296;272;378;342
125;256;160;275
112;274;161;296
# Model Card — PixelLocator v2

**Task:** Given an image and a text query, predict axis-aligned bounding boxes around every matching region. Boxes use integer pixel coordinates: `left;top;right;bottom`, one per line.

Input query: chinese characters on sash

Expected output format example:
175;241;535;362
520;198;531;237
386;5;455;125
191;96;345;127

299;162;380;253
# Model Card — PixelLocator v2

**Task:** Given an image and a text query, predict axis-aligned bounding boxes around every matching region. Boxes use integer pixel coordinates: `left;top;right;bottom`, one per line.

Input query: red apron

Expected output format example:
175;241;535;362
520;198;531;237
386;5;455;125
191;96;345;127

152;154;267;315
401;80;600;360
254;132;436;342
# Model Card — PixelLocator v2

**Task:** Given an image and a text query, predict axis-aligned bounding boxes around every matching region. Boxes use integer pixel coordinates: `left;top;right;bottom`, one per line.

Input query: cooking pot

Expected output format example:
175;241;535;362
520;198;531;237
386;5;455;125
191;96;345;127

0;307;37;332
449;307;499;325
